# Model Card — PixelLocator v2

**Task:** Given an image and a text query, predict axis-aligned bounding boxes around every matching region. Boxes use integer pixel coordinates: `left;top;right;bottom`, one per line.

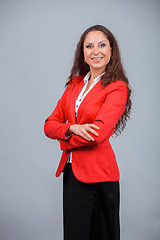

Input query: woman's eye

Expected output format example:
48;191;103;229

86;45;92;49
100;43;106;47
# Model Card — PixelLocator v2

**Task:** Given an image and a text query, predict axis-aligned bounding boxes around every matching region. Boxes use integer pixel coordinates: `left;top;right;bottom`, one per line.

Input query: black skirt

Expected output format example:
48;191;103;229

63;163;120;240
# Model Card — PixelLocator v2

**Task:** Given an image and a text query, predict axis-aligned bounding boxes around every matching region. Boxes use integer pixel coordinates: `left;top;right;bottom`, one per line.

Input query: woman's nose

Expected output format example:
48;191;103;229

93;46;99;54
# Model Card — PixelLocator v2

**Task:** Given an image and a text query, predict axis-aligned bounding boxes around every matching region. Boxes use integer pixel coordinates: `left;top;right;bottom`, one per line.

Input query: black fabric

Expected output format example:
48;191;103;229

63;163;120;240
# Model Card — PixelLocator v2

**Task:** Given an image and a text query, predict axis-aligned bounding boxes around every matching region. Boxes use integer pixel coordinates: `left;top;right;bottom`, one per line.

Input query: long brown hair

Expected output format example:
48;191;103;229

66;25;132;136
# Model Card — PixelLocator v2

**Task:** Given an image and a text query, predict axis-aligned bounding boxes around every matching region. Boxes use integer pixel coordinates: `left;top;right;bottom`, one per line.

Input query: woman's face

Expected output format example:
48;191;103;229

83;30;112;74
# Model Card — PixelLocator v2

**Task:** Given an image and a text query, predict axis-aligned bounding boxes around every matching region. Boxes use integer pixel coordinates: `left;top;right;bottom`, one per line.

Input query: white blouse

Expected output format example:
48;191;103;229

67;71;105;163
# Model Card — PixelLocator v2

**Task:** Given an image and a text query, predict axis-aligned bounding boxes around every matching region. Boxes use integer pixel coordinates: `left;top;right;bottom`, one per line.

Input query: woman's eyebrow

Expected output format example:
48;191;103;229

99;40;107;43
85;40;107;44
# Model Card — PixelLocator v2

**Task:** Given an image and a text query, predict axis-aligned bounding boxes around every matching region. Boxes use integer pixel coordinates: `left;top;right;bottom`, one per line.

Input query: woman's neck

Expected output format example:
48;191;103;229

89;69;105;82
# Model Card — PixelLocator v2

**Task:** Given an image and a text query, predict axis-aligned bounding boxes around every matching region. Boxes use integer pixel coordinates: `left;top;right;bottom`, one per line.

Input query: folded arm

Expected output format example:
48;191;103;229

44;87;73;140
60;81;128;151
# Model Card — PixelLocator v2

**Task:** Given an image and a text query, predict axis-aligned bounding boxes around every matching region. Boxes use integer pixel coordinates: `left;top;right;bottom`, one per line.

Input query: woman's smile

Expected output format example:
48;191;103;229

92;57;103;62
83;30;112;74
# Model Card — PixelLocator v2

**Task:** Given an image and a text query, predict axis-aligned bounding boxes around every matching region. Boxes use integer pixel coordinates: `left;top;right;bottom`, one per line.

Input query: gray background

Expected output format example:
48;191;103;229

0;0;160;239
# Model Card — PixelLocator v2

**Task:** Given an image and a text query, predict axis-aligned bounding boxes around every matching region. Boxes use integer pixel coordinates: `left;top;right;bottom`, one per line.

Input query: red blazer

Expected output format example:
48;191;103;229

44;75;128;183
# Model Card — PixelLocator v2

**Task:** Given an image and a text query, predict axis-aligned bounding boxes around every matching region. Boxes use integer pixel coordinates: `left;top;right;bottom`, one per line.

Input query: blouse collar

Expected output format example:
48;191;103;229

83;71;105;84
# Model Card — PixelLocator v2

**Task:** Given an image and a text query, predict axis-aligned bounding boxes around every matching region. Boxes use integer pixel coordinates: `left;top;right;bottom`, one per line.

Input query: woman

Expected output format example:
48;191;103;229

44;25;132;240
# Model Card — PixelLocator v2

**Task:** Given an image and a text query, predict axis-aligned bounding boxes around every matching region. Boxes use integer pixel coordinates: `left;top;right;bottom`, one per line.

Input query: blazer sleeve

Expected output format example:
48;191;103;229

44;86;73;140
60;81;128;151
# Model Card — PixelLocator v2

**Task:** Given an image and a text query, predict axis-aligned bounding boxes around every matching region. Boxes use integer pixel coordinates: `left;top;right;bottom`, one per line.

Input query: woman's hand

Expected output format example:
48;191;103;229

69;124;99;141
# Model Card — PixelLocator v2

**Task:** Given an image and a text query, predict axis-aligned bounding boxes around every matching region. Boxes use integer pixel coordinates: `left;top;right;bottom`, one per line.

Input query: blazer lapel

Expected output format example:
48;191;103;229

69;77;85;123
76;80;103;123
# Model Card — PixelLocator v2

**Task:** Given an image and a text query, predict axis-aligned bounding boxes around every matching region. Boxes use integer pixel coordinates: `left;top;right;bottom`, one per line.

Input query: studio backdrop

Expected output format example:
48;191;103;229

0;0;160;240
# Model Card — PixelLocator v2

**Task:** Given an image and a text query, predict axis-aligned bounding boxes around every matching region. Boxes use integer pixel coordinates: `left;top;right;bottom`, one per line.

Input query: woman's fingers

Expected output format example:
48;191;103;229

88;124;99;130
83;124;99;137
86;127;98;136
81;124;99;140
81;133;94;141
69;124;100;141
81;128;95;141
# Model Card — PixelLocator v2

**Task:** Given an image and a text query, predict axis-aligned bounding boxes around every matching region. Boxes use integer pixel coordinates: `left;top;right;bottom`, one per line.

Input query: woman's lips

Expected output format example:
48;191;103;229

92;57;103;62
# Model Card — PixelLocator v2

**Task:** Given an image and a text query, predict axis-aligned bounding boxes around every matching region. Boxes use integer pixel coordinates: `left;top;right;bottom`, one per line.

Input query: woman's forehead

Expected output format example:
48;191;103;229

84;31;108;42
